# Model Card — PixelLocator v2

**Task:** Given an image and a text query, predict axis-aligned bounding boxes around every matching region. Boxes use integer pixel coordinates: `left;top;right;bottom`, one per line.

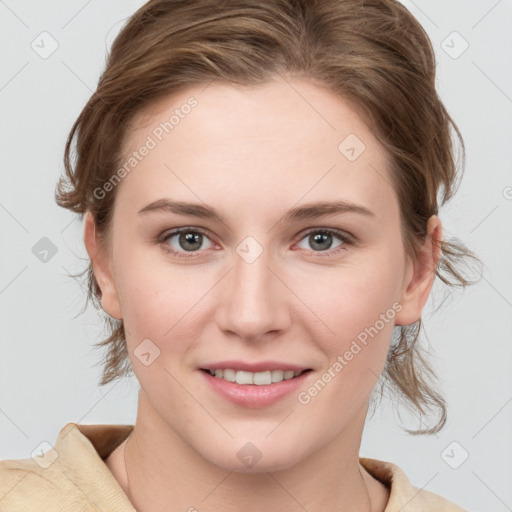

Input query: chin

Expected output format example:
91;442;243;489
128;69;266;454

198;438;308;474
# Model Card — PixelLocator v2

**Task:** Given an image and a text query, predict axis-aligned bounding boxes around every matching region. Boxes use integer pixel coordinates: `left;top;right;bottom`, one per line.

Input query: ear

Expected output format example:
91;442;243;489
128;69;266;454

83;211;122;320
394;215;442;326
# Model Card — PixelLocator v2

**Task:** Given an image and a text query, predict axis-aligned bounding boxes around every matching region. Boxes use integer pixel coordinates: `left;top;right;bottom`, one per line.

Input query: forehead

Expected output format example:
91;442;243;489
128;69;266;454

115;76;396;223
124;77;380;155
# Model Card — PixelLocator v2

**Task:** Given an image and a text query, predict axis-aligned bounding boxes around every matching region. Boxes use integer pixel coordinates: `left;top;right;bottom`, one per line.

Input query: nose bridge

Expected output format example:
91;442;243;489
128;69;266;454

216;236;289;339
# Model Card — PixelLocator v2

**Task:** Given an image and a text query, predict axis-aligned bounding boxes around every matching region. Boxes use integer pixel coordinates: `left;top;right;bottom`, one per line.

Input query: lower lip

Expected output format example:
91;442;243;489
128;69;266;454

200;370;312;408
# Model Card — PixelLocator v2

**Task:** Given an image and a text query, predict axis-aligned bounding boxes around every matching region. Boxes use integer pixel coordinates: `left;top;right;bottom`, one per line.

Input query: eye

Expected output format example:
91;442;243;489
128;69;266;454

158;226;353;260
159;227;215;259
295;228;352;256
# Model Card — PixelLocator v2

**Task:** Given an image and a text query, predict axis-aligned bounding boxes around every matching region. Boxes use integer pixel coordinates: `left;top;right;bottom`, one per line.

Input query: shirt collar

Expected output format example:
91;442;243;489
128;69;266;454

56;422;135;510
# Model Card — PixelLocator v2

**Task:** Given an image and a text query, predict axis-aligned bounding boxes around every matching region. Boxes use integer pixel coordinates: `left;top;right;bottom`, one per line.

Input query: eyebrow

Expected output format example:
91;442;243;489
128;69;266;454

137;198;375;225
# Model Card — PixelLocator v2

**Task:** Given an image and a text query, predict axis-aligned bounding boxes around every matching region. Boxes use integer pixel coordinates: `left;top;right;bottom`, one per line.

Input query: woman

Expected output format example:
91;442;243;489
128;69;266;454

0;0;480;510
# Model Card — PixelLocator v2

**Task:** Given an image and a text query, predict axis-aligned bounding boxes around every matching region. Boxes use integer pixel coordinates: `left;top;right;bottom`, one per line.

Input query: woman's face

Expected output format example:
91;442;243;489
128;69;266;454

86;76;438;471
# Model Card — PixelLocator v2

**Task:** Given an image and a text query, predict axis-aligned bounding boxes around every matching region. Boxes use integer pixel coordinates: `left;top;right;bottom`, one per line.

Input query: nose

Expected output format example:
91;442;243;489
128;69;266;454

214;242;292;342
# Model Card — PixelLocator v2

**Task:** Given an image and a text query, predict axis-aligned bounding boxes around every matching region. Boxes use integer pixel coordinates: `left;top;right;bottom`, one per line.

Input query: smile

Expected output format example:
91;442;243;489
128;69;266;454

203;368;311;385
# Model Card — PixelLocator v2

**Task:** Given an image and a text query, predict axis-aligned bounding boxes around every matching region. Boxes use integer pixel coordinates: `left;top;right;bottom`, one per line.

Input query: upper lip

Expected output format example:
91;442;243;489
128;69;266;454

200;361;311;373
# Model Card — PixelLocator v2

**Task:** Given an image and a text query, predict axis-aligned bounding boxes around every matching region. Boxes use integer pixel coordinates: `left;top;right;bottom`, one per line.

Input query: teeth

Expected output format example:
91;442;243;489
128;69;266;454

222;369;236;382
207;369;303;385
271;370;284;382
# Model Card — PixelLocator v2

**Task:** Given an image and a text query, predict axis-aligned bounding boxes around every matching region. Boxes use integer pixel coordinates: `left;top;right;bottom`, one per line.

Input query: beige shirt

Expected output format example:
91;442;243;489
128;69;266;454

0;422;467;511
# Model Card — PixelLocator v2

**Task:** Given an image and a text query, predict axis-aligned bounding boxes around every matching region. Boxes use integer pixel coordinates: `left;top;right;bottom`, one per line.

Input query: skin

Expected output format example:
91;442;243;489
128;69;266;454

84;75;442;511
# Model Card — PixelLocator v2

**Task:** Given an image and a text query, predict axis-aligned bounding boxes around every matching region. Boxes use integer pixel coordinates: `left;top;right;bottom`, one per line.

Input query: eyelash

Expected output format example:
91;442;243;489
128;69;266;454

158;226;354;260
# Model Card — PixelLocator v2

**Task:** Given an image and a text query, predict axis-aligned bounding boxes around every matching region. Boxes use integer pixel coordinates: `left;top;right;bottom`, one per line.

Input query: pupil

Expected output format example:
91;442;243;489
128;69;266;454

180;232;202;251
311;232;331;251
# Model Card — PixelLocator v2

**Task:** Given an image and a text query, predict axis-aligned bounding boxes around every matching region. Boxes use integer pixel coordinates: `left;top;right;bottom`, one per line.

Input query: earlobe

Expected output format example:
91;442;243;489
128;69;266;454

394;215;442;326
83;211;123;320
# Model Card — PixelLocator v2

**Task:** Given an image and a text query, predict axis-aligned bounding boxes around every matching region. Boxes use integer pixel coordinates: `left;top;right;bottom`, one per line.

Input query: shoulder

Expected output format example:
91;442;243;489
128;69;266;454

0;422;127;511
0;454;79;509
360;457;467;511
413;487;467;511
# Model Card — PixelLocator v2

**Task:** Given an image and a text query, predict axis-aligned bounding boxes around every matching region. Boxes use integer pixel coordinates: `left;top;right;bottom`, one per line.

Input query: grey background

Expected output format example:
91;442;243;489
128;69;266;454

0;1;511;510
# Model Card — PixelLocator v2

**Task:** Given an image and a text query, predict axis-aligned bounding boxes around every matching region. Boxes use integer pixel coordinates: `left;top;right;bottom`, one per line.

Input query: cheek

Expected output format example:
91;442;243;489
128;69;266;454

312;254;402;333
298;247;404;383
296;266;401;425
111;242;197;345
112;252;228;385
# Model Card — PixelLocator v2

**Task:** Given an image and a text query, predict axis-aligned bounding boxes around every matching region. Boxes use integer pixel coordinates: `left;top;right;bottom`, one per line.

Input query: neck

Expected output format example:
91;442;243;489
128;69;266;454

110;392;388;512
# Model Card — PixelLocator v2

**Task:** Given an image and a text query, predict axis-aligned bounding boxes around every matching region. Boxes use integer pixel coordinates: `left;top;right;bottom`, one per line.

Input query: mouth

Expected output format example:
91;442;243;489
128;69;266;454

199;366;314;408
200;368;313;386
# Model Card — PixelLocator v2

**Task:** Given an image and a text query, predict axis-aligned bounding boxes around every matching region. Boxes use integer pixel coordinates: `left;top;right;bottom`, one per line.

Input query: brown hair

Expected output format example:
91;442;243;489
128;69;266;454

55;0;481;435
